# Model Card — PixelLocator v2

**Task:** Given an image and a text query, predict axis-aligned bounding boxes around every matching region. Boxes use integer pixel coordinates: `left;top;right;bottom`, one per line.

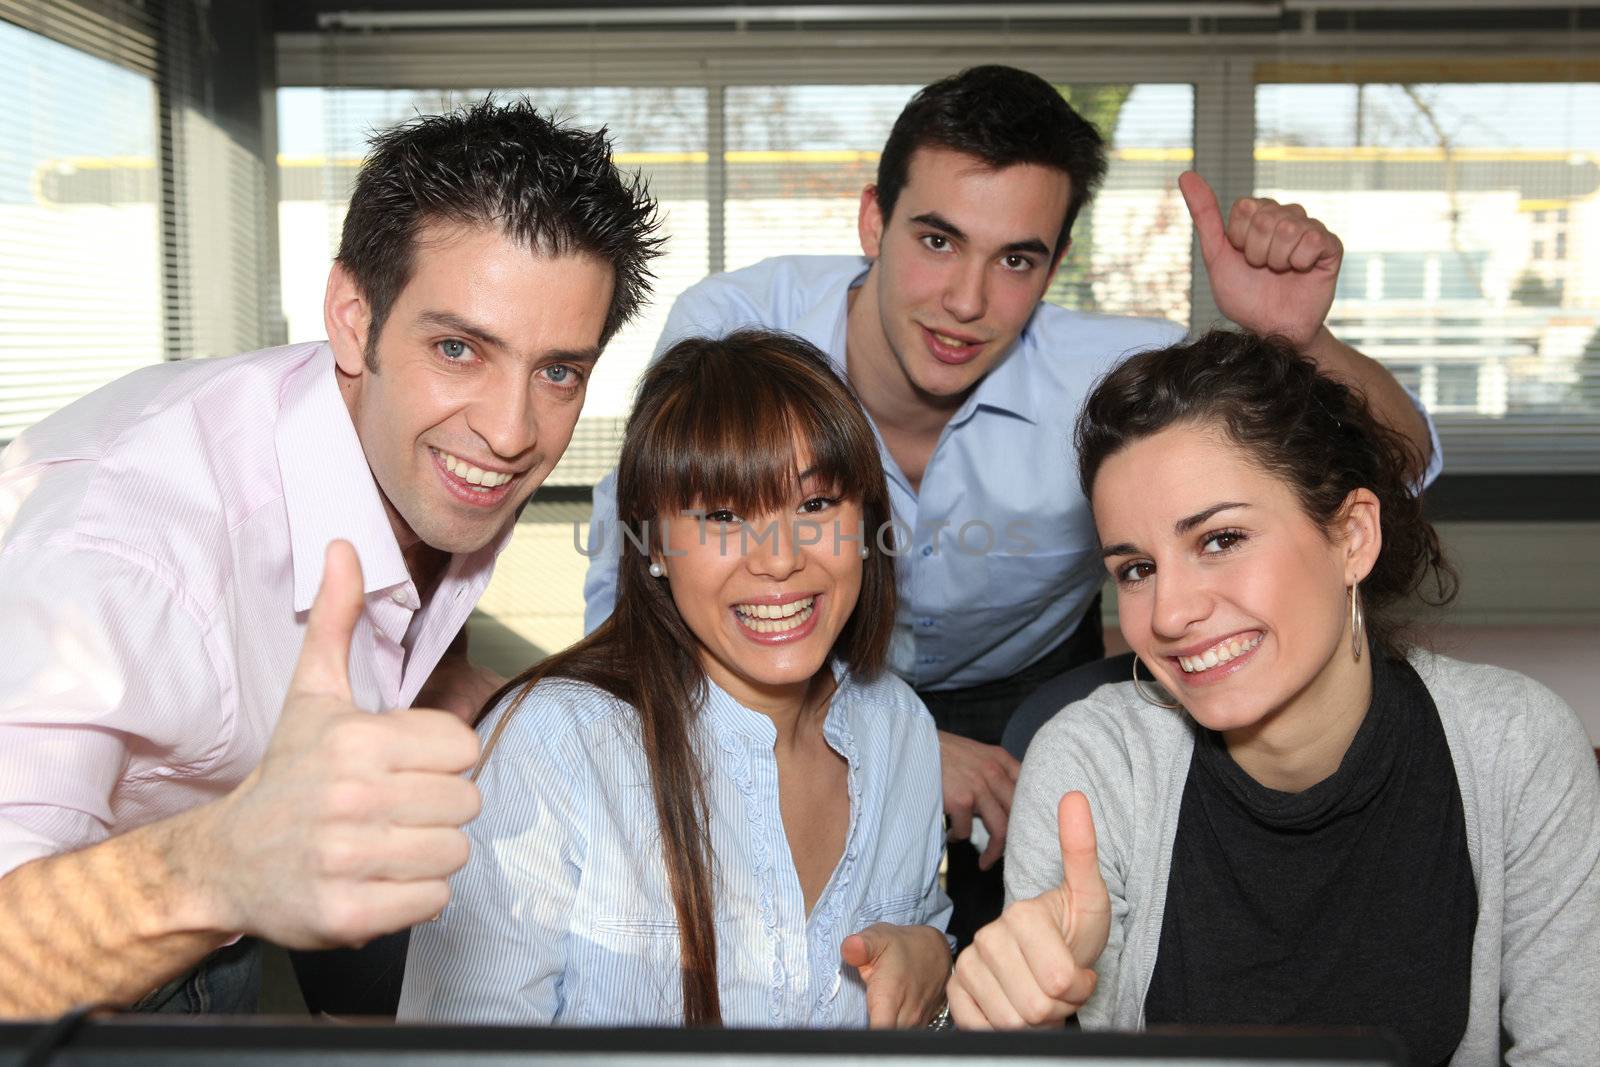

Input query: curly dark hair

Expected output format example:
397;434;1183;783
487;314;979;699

1075;329;1456;657
876;65;1107;257
336;96;663;366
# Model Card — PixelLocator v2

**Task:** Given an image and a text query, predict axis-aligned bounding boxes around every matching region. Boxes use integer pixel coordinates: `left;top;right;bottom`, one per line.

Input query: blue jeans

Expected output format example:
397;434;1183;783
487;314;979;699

130;938;261;1014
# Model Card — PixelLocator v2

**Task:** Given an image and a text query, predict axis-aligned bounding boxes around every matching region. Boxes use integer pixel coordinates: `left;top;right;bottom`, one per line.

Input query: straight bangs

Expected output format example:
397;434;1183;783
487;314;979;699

621;337;879;526
616;331;898;680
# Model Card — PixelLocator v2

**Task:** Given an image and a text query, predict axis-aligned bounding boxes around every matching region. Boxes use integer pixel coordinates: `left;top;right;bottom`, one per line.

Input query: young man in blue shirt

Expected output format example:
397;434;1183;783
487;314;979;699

585;65;1438;944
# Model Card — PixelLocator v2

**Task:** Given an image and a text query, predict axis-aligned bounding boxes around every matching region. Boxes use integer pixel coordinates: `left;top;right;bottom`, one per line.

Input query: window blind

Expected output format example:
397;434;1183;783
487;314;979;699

0;10;160;444
1256;78;1600;472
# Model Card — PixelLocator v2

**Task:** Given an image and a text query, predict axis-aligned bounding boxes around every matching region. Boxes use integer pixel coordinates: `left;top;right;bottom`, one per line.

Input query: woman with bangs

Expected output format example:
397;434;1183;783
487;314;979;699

947;331;1599;1065
398;330;953;1027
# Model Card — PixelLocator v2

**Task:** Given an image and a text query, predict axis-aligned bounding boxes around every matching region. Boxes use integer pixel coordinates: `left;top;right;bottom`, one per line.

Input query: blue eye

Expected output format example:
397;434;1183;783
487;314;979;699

543;364;583;387
438;339;469;361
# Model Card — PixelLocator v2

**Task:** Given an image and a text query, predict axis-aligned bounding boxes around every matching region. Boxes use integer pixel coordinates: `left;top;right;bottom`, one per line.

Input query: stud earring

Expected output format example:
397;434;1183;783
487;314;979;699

1132;656;1181;709
859;545;870;559
648;562;665;578
1348;583;1364;662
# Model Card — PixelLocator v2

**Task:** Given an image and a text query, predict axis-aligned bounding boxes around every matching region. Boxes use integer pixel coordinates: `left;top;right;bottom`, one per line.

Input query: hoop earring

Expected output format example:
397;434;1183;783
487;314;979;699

648;562;666;578
1132;657;1181;710
1348;583;1364;662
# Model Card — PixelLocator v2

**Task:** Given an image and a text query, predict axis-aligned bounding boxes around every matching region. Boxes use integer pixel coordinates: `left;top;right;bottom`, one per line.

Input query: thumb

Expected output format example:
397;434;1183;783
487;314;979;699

289;539;364;703
1178;171;1227;265
841;927;887;976
1056;791;1105;921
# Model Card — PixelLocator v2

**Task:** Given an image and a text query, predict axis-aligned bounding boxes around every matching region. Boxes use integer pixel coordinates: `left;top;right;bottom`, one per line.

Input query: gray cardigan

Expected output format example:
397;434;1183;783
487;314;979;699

1006;652;1600;1065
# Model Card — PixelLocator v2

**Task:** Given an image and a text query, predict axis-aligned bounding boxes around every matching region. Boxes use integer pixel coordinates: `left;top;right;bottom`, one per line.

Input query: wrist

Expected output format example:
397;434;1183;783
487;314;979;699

142;790;248;939
1300;323;1342;362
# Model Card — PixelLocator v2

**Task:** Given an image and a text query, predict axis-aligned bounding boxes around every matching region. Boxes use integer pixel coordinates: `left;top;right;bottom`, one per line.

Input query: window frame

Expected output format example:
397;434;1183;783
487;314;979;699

274;29;1600;516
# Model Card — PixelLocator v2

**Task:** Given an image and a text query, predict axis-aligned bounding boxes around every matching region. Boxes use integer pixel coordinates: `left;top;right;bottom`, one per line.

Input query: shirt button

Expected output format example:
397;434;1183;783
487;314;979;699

920;545;934;557
389;590;408;605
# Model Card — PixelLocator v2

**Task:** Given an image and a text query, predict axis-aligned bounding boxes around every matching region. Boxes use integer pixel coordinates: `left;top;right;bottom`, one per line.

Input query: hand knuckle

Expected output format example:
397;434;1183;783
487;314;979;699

321;896;368;944
972;925;1005;962
1022;994;1056;1026
325;719;376;763
1039;962;1075;1000
311;888;361;943
314;834;357;878
322;779;371;821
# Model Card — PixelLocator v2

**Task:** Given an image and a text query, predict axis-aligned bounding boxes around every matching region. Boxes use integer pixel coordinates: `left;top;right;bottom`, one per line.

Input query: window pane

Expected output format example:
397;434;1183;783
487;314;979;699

1256;82;1600;470
1048;83;1194;322
0;20;160;445
724;84;918;268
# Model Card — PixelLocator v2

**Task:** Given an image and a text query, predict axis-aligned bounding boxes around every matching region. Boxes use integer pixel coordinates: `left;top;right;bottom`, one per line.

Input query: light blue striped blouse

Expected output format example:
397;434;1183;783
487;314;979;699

397;663;950;1027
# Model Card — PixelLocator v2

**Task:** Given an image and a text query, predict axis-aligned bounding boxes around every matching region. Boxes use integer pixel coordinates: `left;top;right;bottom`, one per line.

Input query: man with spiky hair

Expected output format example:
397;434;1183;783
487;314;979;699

0;99;662;1017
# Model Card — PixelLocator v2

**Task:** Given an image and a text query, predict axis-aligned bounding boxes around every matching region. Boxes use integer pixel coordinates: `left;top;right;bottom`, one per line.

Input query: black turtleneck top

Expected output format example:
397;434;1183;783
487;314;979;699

1143;653;1478;1066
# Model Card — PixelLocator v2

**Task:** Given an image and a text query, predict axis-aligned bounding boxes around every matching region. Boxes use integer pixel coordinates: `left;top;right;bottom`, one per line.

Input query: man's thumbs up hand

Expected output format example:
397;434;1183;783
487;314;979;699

947;792;1109;1029
283;538;365;708
196;541;482;948
1179;169;1342;347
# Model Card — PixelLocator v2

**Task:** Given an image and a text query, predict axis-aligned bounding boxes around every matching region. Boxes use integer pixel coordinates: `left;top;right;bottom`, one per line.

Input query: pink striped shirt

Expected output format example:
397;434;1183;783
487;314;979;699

0;342;506;877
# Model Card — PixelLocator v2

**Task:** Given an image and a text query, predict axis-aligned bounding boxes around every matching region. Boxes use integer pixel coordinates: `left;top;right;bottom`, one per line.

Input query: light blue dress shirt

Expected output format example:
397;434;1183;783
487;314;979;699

582;256;1443;692
397;663;950;1027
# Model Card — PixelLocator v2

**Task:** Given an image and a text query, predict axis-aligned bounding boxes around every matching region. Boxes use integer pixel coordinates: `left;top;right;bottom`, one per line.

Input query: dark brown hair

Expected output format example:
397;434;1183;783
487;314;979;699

876;65;1108;257
336;97;663;366
479;330;896;1024
1075;329;1456;657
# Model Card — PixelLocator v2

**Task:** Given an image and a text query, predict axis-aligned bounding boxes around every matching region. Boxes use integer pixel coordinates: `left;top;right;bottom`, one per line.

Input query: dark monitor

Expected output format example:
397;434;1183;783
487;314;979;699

0;1020;1407;1066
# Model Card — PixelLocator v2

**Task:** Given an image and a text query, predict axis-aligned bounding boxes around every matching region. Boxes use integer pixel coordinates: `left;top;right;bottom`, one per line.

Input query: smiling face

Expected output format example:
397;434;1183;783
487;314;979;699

1092;422;1380;744
654;467;866;714
327;221;614;555
854;145;1071;402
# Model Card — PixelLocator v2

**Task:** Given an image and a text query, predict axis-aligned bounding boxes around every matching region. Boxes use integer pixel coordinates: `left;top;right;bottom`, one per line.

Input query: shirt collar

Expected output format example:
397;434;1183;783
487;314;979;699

701;659;859;747
961;311;1042;426
830;258;1041;428
275;343;412;613
791;259;863;378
